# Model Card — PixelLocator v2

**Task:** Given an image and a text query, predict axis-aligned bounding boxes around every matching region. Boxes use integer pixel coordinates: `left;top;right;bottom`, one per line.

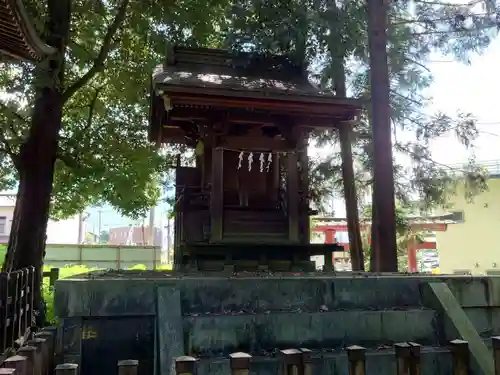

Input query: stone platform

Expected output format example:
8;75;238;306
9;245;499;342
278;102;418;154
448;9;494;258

53;271;500;375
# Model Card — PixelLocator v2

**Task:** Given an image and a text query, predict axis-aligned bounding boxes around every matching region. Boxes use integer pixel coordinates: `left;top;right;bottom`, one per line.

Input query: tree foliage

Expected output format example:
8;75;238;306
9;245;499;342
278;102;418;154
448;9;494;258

221;0;498;213
0;0;498;222
0;0;231;219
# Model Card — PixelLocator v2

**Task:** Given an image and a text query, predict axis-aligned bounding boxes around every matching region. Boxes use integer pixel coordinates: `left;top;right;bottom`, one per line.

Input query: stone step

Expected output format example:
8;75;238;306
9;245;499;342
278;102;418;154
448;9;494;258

195;347;452;375
178;278;425;315
183;309;439;355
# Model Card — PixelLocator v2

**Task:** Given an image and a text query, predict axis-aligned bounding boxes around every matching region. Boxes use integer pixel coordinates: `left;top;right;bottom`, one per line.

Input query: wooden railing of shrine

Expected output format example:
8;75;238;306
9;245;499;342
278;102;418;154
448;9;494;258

68;338;500;375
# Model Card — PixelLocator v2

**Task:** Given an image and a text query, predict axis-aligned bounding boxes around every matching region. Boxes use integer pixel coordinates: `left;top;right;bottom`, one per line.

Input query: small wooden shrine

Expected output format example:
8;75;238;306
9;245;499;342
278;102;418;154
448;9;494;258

150;47;361;269
0;0;55;61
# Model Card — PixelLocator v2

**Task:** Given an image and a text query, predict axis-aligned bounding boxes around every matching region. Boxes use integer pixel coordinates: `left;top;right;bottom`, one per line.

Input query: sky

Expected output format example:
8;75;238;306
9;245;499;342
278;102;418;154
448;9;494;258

427;36;500;168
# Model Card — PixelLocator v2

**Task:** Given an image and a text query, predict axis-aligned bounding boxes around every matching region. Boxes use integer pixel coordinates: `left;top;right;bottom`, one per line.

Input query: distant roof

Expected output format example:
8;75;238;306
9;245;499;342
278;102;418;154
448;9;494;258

312;212;461;226
152;46;360;105
0;0;56;61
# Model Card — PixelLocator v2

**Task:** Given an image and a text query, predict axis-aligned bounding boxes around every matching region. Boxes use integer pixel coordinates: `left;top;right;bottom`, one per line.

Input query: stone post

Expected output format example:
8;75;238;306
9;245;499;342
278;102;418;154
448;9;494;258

450;339;469;375
118;360;139;375
4;356;28;375
492;336;500;375
26;338;47;375
175;356;198;375
230;352;252;375
347;345;366;375
280;349;302;375
17;346;37;375
54;364;78;375
300;348;312;375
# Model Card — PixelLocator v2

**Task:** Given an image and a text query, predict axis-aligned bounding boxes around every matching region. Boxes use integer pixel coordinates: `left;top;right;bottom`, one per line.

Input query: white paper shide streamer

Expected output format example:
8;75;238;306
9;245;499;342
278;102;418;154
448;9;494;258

237;151;244;170
248;152;254;171
266;152;272;171
259;153;265;172
234;151;275;172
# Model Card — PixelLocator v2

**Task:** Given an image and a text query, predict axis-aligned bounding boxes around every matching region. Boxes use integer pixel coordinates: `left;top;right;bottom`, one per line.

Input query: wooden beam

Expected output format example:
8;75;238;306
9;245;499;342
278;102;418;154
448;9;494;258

155;83;361;109
167;95;359;119
210;147;223;242
217;135;293;152
166;106;354;129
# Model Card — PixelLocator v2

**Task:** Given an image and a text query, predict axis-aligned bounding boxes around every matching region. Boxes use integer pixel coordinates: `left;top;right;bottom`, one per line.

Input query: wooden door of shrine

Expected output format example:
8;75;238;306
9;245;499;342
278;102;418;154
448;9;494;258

222;150;278;209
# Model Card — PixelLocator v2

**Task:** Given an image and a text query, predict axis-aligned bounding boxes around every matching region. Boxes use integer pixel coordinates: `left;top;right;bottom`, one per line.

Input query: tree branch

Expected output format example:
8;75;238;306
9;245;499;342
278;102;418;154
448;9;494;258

0;127;20;170
62;0;130;103
56;152;79;169
83;88;101;133
57;88;101;167
0;102;29;124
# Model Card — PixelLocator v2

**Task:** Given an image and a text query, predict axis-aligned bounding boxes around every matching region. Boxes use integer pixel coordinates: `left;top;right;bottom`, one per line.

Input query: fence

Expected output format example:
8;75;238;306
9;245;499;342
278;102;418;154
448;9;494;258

44;244;162;269
42;268;59;288
1;325;57;375
58;337;500;375
0;267;35;358
0;267;59;362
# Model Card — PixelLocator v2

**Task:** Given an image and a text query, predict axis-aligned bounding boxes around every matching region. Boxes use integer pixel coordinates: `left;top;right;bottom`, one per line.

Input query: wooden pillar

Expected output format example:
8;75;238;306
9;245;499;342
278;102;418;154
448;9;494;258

408;236;418;273
273;153;280;201
297;133;309;244
325;230;336;266
210;147;223;242
338;122;364;271
287;152;299;243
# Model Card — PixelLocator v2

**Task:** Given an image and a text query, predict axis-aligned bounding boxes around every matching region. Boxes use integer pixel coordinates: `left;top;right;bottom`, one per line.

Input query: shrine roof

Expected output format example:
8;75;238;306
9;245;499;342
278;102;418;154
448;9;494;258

0;0;56;61
152;47;360;107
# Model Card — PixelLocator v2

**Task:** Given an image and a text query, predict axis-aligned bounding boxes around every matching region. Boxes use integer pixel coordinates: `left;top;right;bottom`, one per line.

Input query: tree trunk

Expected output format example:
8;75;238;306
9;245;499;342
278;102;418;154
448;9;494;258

367;0;398;272
335;65;364;271
369;187;379;271
3;0;71;311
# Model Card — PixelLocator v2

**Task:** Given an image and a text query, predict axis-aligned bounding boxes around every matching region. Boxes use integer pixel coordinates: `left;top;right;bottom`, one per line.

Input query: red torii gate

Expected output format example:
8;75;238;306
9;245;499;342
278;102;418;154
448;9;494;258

312;219;448;272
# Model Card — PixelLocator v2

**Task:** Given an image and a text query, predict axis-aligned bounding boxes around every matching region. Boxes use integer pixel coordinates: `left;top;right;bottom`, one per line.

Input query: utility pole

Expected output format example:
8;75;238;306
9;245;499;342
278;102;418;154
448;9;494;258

98;210;102;242
166;217;171;263
367;0;398;271
77;213;83;244
148;207;155;246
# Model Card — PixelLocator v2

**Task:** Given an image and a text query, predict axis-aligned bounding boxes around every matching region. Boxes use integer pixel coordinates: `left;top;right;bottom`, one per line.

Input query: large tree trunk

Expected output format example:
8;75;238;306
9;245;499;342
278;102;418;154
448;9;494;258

369;187;380;271
367;0;398;272
3;0;71;312
335;65;364;271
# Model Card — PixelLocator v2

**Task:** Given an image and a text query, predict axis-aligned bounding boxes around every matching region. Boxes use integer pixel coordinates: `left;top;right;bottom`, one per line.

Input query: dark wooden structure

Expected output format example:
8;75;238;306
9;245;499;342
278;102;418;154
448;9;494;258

0;0;55;61
150;47;361;269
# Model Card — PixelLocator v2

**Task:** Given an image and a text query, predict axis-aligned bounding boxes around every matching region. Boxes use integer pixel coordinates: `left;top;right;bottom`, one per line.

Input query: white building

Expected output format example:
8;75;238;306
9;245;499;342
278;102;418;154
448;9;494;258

0;194;84;244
